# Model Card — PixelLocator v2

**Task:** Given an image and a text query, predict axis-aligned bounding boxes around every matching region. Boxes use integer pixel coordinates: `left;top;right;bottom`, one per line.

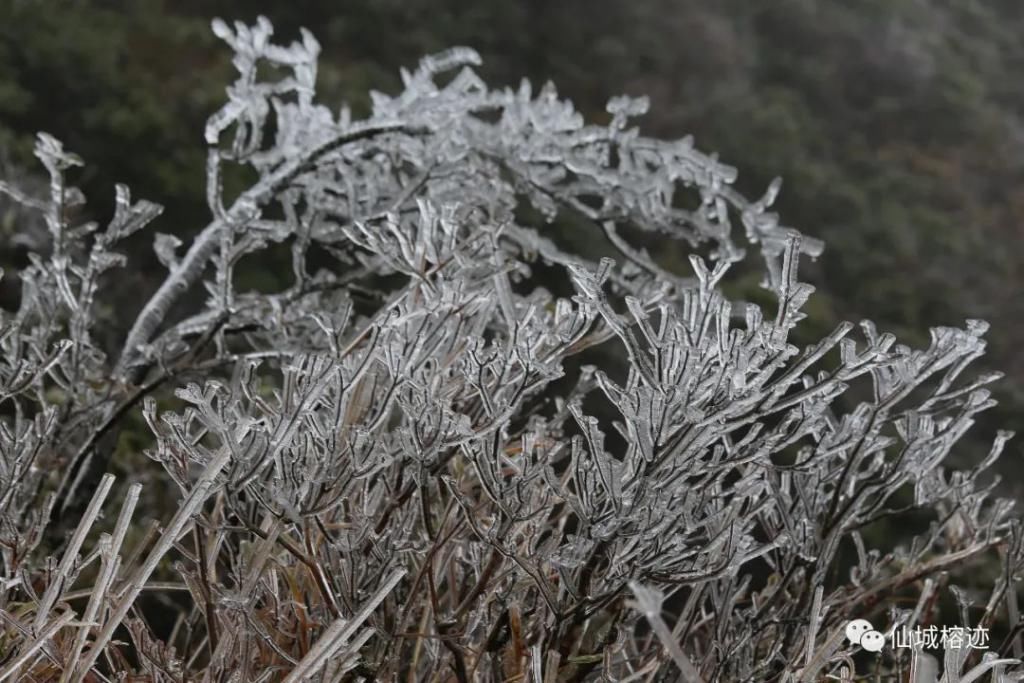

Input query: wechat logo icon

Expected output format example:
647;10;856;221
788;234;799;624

846;619;885;653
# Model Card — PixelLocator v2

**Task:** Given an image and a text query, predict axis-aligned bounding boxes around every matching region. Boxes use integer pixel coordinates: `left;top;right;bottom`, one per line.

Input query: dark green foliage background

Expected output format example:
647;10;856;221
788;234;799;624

1;0;1021;486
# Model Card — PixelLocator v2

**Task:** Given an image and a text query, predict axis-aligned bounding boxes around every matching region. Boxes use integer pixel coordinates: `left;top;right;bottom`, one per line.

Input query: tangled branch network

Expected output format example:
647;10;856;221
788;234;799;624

0;16;1021;682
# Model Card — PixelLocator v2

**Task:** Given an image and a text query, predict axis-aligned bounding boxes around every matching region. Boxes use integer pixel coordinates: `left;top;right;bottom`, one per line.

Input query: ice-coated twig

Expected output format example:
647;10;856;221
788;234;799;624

73;446;232;677
0;611;75;682
63;483;140;683
627;580;705;683
32;473;115;632
281;567;405;683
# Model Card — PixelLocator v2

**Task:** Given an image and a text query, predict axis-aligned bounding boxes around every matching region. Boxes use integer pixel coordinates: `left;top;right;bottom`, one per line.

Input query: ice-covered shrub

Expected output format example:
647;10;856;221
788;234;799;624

0;17;1021;682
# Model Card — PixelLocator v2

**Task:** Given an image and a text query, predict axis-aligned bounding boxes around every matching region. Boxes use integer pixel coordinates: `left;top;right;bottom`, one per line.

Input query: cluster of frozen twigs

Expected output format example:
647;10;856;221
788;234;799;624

1;16;1023;682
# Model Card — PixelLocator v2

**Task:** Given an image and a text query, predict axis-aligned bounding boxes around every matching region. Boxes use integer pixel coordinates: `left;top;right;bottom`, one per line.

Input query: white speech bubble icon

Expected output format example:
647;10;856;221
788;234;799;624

845;619;873;645
861;630;885;652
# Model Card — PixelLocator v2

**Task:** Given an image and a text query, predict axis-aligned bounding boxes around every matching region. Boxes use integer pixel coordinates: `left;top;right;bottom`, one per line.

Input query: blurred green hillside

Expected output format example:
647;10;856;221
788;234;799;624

1;0;1021;484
